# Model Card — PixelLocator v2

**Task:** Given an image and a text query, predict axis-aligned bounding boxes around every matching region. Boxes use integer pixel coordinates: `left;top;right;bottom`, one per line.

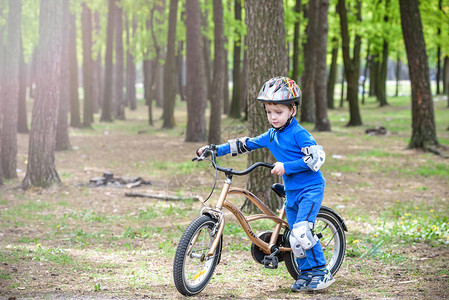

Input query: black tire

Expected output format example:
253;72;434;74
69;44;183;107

173;215;222;296
284;207;346;280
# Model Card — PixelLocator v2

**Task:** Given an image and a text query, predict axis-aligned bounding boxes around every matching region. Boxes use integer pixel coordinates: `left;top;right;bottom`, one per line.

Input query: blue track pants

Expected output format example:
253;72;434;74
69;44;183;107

285;183;327;272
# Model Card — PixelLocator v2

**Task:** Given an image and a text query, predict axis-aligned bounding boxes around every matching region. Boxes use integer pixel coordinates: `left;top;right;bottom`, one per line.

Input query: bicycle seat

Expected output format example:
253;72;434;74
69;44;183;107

271;183;285;198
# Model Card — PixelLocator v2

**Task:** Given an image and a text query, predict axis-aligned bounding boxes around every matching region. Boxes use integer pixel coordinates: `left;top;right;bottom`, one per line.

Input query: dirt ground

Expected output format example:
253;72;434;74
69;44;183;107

1;106;449;299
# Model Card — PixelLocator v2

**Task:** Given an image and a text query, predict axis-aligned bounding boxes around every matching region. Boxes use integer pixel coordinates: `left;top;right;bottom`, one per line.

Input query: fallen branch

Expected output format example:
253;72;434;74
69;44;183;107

125;192;200;201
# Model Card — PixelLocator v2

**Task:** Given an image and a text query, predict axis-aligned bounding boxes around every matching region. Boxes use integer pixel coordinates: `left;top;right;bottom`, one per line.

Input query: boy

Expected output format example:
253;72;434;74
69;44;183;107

197;76;334;291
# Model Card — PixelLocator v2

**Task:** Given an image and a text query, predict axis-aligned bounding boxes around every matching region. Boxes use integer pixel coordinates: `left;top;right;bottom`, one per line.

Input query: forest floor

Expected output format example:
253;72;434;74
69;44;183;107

1;96;449;299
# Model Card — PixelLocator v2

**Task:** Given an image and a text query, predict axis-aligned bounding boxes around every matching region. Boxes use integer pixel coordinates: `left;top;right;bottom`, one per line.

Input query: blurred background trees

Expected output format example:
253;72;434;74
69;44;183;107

0;0;448;196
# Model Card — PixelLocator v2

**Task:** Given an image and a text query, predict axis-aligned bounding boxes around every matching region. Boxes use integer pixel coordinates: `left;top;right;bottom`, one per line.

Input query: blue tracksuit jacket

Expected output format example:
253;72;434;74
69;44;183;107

216;117;327;271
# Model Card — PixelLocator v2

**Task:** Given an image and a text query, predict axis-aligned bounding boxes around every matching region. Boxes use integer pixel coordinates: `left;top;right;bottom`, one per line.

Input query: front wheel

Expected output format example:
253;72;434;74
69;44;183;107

173;215;222;296
284;206;346;279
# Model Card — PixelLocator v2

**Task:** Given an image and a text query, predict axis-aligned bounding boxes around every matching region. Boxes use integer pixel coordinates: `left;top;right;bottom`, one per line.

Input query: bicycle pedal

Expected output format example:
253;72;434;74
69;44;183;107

262;255;278;269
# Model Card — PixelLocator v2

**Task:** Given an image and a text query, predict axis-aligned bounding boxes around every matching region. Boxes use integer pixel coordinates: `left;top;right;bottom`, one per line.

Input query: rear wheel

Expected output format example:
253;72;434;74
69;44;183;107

173;215;222;296
284;207;346;279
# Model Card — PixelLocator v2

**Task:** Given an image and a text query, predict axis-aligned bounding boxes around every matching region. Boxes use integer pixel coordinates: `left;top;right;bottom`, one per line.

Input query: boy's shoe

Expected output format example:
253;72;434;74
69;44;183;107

306;267;335;291
291;272;312;292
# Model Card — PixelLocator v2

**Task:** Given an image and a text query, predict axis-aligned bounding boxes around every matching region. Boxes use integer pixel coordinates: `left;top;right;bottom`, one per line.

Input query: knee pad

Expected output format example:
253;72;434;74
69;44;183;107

289;234;306;258
291;221;318;250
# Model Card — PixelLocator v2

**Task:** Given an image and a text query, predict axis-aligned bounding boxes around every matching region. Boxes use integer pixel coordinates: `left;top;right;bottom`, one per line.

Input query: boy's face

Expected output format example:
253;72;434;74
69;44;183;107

265;103;296;129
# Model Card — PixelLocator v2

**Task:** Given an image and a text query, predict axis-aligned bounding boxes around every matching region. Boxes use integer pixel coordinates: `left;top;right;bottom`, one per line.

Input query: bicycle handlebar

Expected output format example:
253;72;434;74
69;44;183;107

193;148;274;176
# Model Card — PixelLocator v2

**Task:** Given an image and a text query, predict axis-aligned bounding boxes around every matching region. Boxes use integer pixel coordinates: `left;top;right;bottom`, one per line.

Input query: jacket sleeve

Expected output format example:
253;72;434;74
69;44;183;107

216;131;271;157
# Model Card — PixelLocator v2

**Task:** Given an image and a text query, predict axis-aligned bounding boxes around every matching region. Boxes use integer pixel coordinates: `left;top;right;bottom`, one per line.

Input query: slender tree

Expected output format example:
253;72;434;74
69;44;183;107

228;0;242;118
81;2;94;126
291;0;302;83
69;10;81;128
56;0;71;151
185;0;206;142
337;0;362;126
22;0;63;189
92;12;102;113
245;0;286;211
101;0;115;122
201;7;212;101
314;0;331;131
399;0;439;151
1;0;21;179
300;0;319;123
126;15;137;110
162;0;179;129
376;0;390;107
208;0;226;144
327;37;338;109
114;1;125;120
0;4;4;185
18;37;29;133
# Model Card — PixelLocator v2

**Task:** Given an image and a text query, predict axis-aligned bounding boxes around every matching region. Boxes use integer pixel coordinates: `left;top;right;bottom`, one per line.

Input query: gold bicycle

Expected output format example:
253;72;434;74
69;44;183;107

173;146;347;296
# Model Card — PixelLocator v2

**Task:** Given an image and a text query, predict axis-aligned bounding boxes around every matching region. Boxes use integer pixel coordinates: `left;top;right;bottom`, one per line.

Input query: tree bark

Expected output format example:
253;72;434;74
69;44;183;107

327;38;338;109
399;0;439;150
300;0;319;123
314;0;331;132
176;40;186;101
377;40;389;106
291;0;302;83
185;0;207;142
223;47;230;114
201;7;212;101
444;56;449;104
126;16;137;110
69;10;81;128
395;55;401;97
229;0;242;119
22;0;63;189
100;0;115;122
18;36;29;134
162;0;179;129
337;0;362;126
114;1;125;120
245;0;286;212
208;0;225;144
81;2;94;127
92;12;102;113
1;0;21;179
56;0;71;151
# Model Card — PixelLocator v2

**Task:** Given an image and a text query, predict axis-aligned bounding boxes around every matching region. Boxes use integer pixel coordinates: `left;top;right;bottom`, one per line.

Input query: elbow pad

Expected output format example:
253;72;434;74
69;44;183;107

229;137;251;156
302;145;326;172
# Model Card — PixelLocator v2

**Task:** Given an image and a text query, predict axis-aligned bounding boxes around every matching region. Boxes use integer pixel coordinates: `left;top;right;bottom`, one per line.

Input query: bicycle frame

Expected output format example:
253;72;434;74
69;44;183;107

202;175;291;258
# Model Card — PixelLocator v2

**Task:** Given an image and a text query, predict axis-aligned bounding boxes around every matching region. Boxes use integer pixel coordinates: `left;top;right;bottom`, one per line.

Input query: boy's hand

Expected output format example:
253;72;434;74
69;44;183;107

271;162;285;176
196;145;209;156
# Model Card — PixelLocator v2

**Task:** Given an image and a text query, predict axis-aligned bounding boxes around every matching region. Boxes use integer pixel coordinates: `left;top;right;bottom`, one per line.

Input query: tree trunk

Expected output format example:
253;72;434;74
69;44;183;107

395;54;401;97
92;12;102;113
56;0;71;151
436;0;442;95
361;44;370;104
369;55;378;97
22;0;63;189
114;1;125;120
1;0;21;179
126;16;137;110
100;0;115;122
444;56;449;104
327;38;338;109
339;65;345;107
241;47;248;118
208;0;225;144
162;0;179;129
176;40;186;101
201;7;212;101
69;10;81;128
223;47;230;114
300;0;319;123
18;36;29;134
291;0;302;83
143;59;153;125
377;40;389;106
185;0;206;142
314;0;331;132
229;0;242;119
245;0;286;212
399;0;439;150
81;2;94;127
337;0;362;126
